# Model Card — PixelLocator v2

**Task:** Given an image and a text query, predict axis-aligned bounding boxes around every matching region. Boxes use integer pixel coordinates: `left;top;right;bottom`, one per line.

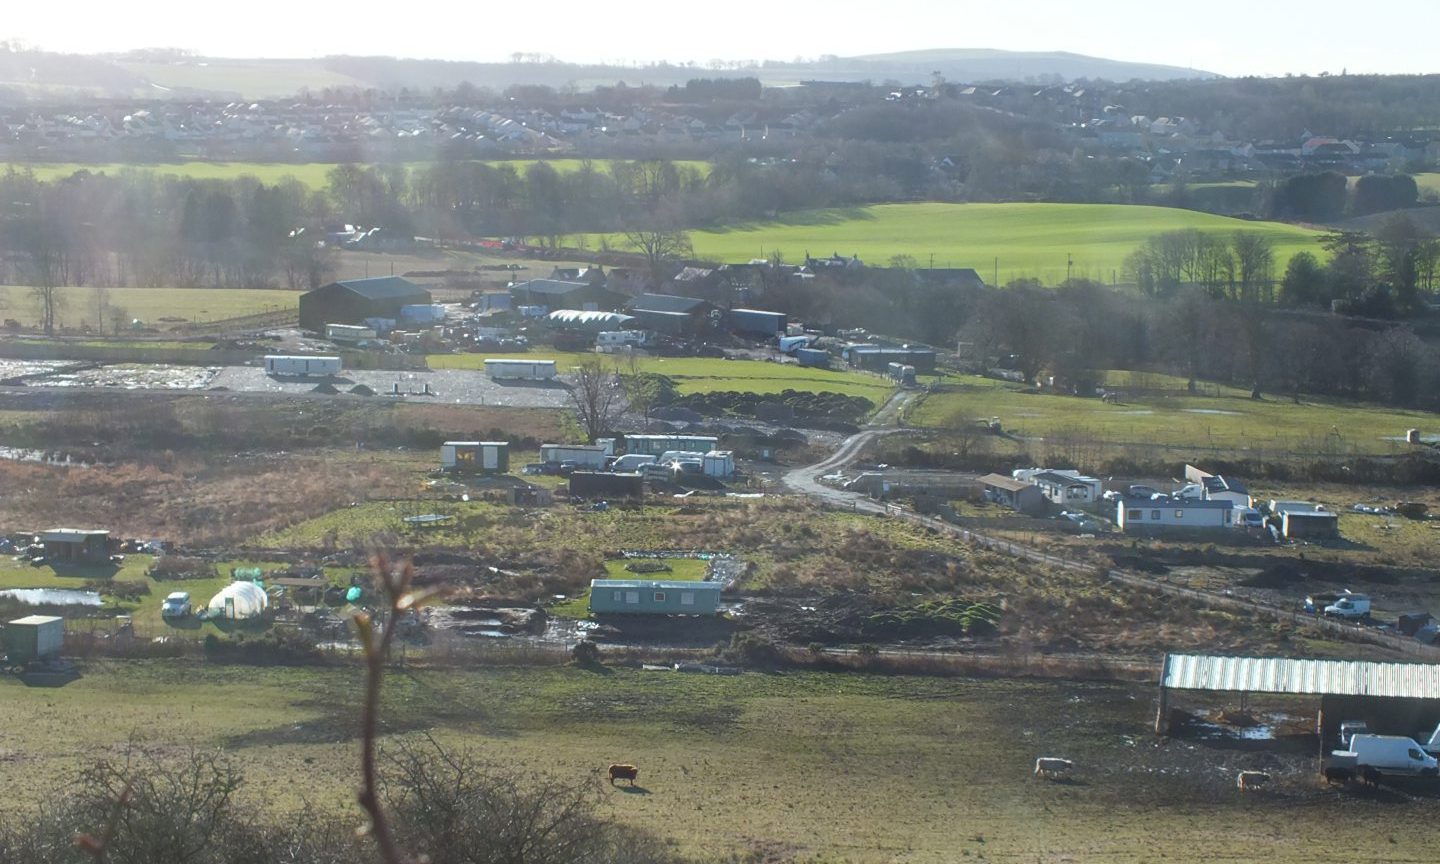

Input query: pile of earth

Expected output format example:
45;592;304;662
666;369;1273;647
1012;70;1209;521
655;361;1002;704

311;382;340;394
350;384;376;396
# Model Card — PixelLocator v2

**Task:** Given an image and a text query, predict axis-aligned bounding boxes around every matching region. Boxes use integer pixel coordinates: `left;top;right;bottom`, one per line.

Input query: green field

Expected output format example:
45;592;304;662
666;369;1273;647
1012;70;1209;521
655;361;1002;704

2;159;710;190
428;351;893;399
637;202;1329;285
1;661;1433;862
913;372;1438;454
0;285;298;330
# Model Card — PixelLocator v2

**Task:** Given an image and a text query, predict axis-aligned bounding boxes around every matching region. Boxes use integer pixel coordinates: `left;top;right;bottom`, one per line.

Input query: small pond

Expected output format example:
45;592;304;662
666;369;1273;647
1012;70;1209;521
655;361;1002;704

0;588;103;607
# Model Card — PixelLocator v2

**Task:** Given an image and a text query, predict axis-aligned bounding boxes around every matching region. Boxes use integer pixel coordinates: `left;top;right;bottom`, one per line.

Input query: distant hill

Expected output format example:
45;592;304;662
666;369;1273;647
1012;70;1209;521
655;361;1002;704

0;47;1217;103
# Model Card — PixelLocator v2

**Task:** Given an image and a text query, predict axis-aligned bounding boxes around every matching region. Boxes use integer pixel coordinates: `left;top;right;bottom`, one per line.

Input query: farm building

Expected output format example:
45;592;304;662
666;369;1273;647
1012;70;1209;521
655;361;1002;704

441;441;509;474
540;444;609;468
844;346;938;375
626;294;719;335
728;308;788;338
1117;498;1234;532
588;579;722;615
1270;501;1340;540
39;529;111;563
623;434;719;456
298;277;432;331
569;471;644;500
980;474;1047;515
509;279;628;311
1017;469;1103;507
1156;653;1440;749
545;310;637;332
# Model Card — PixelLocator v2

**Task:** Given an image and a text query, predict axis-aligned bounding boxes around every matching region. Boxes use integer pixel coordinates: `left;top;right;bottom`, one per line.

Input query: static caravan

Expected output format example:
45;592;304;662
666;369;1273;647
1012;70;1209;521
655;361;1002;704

263;355;342;377
623;434;720;456
441;441;509;474
539;444;609;469
1118;498;1234;532
326;323;377;344
588;579;722;615
484;359;558;381
596;330;647;349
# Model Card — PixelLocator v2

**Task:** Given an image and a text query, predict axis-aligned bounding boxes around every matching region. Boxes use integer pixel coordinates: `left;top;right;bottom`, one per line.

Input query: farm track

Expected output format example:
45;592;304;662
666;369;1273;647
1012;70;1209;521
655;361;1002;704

785;394;1440;662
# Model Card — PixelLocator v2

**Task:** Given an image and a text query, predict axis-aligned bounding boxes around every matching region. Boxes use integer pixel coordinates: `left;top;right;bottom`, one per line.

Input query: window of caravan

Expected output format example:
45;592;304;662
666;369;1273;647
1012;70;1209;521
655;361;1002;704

681;592;695;606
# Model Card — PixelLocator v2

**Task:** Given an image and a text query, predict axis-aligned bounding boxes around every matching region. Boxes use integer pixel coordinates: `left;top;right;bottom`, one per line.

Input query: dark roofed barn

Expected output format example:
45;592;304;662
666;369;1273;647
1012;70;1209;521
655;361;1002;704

298;277;432;331
509;279;628;311
627;293;718;335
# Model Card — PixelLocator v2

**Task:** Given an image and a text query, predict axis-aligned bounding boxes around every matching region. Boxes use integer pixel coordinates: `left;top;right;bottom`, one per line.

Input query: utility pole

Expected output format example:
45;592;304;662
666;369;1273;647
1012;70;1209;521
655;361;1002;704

1067;253;1073;283
993;257;998;287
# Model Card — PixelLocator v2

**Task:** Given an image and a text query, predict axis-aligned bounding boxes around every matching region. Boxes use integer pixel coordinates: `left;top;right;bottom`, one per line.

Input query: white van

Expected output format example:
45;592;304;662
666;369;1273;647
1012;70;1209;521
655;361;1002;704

1324;592;1371;620
1345;735;1439;776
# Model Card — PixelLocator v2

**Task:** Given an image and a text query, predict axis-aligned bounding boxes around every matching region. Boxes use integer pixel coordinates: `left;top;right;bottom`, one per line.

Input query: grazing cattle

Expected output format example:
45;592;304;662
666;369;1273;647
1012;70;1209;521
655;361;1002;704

1236;770;1270;791
608;763;639;786
1323;765;1353;785
1033;757;1073;780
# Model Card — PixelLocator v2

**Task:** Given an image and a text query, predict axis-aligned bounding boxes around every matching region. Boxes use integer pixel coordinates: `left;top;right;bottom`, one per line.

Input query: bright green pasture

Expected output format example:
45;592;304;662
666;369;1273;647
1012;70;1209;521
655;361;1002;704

0;285;298;330
648;202;1328;284
427;351;893;399
913;373;1436;454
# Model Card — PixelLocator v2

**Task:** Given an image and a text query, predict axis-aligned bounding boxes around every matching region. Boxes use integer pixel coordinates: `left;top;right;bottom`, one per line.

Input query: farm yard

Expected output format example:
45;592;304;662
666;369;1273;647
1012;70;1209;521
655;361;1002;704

0;662;1436;863
655;202;1328;285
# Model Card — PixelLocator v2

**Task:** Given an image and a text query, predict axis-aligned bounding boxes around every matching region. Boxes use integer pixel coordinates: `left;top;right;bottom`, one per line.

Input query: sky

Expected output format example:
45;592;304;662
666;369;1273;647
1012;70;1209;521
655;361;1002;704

4;0;1438;78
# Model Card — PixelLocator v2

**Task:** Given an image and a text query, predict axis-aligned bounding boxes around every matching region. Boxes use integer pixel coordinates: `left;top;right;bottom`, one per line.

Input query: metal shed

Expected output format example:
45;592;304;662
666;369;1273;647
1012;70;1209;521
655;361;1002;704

1156;653;1440;747
39;529;111;563
441;441;509;474
588;579;722;615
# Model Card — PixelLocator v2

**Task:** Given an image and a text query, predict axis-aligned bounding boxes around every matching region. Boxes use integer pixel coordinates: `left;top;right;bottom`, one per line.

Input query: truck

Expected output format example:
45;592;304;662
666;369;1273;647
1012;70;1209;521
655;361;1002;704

1324;591;1371;620
264;355;342;377
1327;735;1439;779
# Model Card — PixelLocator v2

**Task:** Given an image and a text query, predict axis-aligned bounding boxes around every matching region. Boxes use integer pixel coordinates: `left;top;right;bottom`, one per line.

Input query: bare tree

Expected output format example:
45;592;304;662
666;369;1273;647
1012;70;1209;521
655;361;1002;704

567;357;622;441
623;223;692;282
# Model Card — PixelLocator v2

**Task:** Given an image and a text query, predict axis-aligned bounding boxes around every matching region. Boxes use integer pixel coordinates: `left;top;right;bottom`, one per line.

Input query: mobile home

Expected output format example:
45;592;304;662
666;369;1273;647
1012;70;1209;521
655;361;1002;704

588;579;722;615
1118;498;1235;532
264;355;342;377
539;444;609;468
623;434;720;456
484;359;558;381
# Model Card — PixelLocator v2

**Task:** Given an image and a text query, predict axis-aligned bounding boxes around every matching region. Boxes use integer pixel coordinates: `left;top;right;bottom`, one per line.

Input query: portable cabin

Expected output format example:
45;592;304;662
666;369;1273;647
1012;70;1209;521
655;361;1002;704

1281;510;1341;540
484;359;558;381
39;529;111;563
588;579;722;615
441;441;509;474
264;355;342;377
701;451;735;478
2;615;64;662
1117;498;1235;532
540;444;609;469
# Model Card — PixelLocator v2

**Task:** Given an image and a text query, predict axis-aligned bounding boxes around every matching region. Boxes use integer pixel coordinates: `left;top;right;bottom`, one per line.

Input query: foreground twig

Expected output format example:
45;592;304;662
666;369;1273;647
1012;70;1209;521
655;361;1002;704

353;553;440;864
74;781;131;863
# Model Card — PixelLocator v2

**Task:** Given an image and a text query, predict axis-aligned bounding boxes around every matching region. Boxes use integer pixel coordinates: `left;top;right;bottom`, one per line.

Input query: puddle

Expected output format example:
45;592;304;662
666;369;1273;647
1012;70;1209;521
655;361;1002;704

1113;410;1155;415
0;588;103;606
1183;408;1242;416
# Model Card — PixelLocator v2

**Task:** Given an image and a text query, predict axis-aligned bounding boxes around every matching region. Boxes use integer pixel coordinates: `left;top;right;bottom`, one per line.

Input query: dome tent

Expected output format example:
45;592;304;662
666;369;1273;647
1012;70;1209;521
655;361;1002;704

207;581;268;620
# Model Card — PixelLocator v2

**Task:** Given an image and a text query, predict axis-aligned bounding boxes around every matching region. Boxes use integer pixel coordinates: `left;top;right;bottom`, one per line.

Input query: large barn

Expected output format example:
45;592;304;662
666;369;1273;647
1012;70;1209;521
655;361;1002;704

298;277;432;331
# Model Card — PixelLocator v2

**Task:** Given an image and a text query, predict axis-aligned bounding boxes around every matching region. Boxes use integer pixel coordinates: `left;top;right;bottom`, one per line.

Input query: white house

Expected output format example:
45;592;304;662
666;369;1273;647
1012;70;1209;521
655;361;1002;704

1117;498;1234;532
1015;468;1103;507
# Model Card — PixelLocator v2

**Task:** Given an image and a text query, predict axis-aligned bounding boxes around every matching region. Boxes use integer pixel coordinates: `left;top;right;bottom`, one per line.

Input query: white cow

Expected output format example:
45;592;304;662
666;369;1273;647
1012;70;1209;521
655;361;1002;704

1034;757;1074;780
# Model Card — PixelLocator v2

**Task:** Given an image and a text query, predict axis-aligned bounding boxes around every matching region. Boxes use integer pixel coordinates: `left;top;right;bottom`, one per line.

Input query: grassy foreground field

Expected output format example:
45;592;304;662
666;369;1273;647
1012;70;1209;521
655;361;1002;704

913;372;1438;455
429;351;893;399
654;202;1327;285
0;285;298;330
1;661;1434;863
3;159;710;189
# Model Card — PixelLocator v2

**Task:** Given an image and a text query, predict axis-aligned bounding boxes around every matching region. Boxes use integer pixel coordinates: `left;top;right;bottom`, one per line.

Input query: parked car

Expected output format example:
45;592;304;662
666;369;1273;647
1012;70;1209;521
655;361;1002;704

161;591;192;618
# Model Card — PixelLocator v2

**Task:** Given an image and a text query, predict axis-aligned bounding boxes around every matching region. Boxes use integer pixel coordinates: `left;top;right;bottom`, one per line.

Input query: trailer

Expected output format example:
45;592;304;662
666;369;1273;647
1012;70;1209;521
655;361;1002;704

441;441;509;474
263;355;342;377
539;444;609;469
623;434;719;456
326;323;377;344
484;359;558;381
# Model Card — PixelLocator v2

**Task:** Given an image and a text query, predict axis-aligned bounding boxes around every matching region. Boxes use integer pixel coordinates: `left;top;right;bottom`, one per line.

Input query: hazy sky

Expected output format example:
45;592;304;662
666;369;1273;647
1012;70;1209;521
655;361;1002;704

5;0;1437;77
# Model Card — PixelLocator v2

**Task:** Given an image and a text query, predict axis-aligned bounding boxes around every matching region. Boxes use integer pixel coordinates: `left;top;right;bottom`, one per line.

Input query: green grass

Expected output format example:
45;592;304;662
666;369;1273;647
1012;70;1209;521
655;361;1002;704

553;557;710;619
2;662;1436;862
611;202;1328;285
0;285;298;330
0;556;351;636
912;373;1439;454
428;351;893;399
2;159;710;190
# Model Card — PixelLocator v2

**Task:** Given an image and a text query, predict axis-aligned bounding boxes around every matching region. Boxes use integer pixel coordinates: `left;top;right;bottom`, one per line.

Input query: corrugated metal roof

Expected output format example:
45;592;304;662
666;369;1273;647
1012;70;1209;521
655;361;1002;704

1163;654;1440;699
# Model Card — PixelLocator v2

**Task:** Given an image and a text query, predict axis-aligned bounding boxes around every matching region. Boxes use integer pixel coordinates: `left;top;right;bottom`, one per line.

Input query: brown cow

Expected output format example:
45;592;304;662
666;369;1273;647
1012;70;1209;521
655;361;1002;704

608;763;639;786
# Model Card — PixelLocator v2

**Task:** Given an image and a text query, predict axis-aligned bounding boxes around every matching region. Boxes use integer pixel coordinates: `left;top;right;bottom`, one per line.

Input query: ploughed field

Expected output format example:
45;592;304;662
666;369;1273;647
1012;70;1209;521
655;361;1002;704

0;663;1434;863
